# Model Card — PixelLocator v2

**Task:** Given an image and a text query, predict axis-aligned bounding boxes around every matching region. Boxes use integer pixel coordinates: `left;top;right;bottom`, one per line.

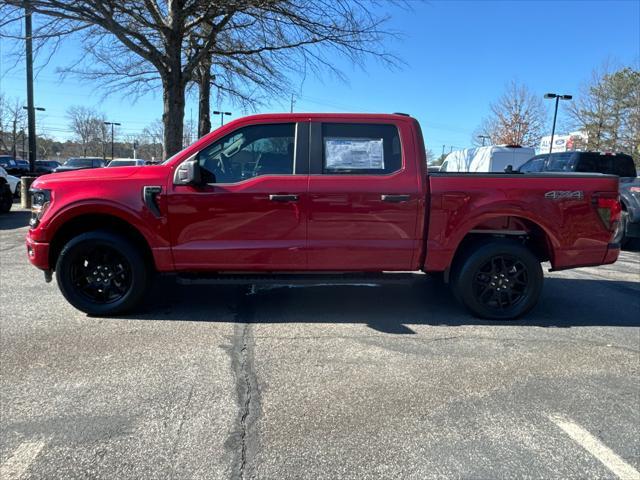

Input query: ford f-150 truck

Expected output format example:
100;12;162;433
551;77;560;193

26;113;621;319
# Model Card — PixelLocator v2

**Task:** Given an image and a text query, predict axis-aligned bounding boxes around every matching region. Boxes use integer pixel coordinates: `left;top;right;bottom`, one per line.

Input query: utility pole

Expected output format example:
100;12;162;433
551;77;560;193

104;121;121;160
441;144;445;157
25;1;37;173
213;110;232;127
290;94;296;113
477;135;490;146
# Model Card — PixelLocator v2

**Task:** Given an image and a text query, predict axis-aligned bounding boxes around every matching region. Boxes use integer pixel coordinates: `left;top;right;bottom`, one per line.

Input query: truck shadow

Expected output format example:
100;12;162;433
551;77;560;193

125;276;640;333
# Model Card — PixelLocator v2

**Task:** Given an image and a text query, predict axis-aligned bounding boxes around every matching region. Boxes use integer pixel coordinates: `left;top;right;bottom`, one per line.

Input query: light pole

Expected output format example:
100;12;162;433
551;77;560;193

544;93;572;154
213;110;232;126
104;121;121;160
477;135;490;146
22;106;44;165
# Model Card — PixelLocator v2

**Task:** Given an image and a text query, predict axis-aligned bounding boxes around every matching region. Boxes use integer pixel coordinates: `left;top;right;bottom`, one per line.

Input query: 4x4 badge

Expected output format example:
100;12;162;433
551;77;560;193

545;191;584;200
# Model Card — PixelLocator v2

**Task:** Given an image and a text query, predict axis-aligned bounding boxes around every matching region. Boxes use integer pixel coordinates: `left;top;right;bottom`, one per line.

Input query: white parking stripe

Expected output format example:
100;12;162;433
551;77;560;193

549;415;640;480
0;440;46;480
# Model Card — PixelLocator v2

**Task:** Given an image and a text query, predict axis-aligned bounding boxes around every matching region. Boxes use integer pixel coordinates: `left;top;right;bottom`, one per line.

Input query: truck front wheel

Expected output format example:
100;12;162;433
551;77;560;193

55;230;149;316
451;239;543;320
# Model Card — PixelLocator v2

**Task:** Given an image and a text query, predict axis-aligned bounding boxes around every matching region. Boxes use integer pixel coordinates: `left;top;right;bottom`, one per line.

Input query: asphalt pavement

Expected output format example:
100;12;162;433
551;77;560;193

1;206;639;479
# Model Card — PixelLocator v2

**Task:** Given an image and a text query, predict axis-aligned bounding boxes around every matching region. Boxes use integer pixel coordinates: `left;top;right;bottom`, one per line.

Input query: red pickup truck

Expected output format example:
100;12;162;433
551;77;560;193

26;113;621;319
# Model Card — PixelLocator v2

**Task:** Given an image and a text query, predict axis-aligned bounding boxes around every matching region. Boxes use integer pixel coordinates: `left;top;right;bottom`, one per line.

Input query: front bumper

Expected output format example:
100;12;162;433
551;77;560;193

602;242;620;265
26;233;50;270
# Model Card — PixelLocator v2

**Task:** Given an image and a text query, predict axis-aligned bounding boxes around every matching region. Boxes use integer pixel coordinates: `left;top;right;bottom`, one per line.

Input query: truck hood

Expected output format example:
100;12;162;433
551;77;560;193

35;166;143;188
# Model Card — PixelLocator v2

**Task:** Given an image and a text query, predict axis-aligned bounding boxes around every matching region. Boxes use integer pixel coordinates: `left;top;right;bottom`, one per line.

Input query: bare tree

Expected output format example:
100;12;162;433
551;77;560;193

67;105;105;156
475;81;547;147
2;1;400;158
0;95;27;157
142;118;165;161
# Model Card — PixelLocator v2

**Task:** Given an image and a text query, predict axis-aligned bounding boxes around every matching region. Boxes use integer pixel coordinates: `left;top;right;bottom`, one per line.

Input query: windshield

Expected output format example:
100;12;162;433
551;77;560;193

108;160;137;167
64;158;94;167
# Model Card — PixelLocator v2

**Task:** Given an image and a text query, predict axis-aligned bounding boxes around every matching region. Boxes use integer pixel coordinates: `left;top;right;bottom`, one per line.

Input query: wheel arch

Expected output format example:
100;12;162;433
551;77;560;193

49;212;156;272
441;214;556;281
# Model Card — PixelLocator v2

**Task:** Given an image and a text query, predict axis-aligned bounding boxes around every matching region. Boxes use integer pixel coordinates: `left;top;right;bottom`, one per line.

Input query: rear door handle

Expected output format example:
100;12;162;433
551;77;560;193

381;194;411;203
269;194;299;202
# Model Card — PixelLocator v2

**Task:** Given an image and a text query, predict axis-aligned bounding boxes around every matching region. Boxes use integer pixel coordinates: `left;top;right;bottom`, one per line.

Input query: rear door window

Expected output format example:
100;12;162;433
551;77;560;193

321;123;402;175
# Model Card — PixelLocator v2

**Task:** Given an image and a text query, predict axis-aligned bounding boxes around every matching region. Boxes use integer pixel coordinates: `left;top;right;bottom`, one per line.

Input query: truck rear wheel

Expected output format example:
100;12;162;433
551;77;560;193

55;230;149;316
451;239;542;320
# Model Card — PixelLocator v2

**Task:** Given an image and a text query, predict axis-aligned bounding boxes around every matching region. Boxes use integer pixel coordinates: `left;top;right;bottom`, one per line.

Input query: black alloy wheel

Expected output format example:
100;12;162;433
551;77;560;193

451;239;543;319
69;245;132;304
472;254;529;311
56;230;149;315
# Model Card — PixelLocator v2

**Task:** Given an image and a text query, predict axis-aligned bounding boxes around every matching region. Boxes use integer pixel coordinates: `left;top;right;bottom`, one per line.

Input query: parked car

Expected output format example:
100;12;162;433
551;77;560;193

0;166;20;198
26;113;621;318
519;151;638;244
36;160;62;175
15;159;30;174
106;158;147;167
440;145;535;172
0;155;29;176
0;166;15;213
619;177;640;245
54;157;107;173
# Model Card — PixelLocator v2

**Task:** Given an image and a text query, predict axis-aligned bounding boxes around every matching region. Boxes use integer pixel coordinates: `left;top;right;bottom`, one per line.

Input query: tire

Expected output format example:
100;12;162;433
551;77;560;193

15;181;21;199
0;183;12;213
451;239;543;320
55;230;149;315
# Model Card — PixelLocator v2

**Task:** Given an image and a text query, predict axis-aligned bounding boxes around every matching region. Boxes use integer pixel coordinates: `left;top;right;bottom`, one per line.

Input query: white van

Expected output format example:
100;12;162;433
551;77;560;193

441;145;535;173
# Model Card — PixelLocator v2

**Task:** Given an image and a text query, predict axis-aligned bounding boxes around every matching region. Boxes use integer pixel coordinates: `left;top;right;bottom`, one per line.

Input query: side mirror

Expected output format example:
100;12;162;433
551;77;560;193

174;158;202;185
504;164;514;173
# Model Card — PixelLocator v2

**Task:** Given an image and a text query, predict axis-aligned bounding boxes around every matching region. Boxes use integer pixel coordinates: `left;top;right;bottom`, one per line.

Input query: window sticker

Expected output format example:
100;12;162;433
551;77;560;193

325;137;384;170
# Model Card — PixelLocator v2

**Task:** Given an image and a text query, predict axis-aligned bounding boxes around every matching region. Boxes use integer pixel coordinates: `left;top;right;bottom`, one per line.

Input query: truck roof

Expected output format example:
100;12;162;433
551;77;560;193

221;112;415;124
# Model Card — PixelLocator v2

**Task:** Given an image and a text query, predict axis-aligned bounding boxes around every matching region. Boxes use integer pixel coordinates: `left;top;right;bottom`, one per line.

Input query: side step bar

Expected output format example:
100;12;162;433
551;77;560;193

176;272;427;286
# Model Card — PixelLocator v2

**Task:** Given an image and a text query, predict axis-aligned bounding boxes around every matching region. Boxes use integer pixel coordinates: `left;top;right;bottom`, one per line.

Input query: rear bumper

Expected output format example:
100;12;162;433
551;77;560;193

26;234;50;270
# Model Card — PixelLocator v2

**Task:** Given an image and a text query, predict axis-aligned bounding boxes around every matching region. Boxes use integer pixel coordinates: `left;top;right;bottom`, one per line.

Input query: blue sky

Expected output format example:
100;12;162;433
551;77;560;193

1;0;638;152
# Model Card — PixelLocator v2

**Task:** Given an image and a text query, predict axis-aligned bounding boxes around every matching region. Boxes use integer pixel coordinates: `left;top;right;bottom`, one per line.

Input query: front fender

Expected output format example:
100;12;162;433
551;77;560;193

35;199;170;250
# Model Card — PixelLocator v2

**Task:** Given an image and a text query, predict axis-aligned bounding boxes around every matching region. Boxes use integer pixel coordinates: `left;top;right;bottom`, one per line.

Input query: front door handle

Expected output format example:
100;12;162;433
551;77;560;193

381;194;411;203
269;194;299;202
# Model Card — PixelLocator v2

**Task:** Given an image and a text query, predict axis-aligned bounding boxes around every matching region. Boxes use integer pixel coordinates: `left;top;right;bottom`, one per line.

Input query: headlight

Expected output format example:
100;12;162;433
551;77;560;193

30;188;51;228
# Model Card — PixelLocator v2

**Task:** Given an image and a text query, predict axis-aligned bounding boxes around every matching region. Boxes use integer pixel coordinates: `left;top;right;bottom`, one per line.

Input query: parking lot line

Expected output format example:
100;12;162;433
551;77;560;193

549;414;640;480
0;440;46;480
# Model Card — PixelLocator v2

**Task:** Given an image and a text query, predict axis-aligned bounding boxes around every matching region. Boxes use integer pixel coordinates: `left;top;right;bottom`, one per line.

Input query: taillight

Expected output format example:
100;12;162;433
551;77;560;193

592;193;621;234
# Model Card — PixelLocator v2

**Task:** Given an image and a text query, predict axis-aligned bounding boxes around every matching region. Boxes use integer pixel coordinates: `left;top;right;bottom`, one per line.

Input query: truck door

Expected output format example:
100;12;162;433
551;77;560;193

307;121;421;270
167;122;309;270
